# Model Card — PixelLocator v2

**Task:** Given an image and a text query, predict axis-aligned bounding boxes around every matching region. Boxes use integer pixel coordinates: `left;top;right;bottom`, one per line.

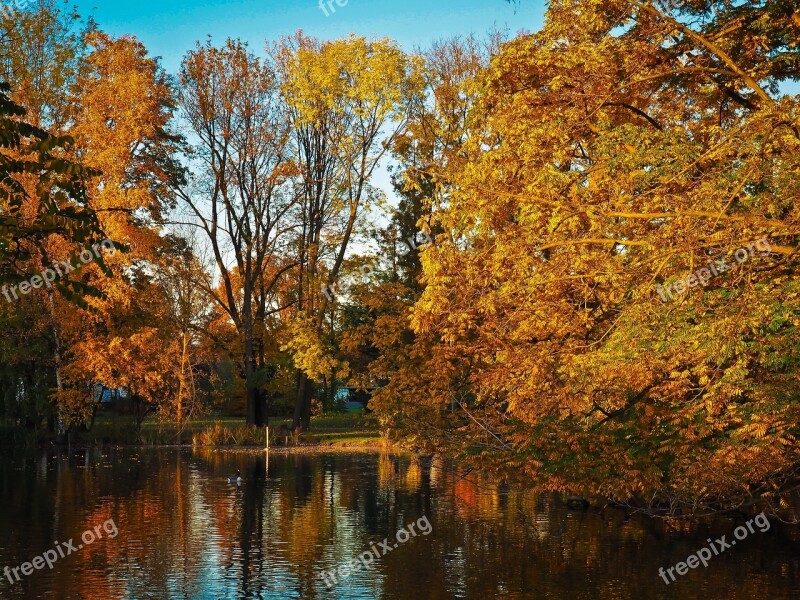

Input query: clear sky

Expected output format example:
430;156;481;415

71;0;548;72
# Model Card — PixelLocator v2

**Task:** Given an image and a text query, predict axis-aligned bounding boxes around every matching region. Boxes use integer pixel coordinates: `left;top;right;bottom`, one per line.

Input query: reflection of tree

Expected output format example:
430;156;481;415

2;450;799;600
293;455;313;506
238;456;267;597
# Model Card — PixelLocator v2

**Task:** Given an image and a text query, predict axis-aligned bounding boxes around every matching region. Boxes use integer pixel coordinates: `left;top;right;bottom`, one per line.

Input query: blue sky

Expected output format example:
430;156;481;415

71;0;548;72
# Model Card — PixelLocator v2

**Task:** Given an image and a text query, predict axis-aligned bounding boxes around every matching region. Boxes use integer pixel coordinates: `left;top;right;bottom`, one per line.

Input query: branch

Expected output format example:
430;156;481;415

536;238;650;252
602;102;663;130
629;0;775;107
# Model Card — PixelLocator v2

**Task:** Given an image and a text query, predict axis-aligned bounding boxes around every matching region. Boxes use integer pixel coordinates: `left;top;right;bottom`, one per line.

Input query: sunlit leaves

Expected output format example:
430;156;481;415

378;0;800;514
0;82;105;285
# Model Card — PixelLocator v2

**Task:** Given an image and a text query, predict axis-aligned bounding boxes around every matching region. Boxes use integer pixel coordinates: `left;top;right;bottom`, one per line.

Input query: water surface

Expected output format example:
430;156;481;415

0;448;798;599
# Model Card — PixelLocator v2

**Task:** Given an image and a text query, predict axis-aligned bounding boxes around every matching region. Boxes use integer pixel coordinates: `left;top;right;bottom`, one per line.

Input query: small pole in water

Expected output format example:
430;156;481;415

265;426;269;452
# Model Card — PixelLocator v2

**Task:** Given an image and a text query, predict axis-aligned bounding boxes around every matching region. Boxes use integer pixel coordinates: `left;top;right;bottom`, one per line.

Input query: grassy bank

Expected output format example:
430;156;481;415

82;413;385;449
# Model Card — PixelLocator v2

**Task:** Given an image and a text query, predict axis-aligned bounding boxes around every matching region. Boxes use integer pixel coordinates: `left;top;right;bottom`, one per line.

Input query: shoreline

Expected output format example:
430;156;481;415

16;439;401;454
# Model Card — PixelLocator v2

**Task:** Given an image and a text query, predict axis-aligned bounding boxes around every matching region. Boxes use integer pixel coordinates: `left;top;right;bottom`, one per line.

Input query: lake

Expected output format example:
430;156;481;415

0;448;798;599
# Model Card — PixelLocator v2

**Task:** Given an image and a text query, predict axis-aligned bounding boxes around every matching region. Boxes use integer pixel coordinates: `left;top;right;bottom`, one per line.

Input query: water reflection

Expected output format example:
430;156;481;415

0;448;797;599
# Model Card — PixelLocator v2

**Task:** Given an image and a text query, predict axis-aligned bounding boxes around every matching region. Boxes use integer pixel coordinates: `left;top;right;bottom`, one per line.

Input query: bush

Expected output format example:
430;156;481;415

191;422;270;447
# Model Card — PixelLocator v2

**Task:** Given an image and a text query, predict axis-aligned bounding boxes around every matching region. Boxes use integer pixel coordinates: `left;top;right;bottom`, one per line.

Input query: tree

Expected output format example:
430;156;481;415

275;33;423;430
0;0;94;131
154;234;215;439
0;1;109;439
50;31;186;432
0;82;104;285
0;79;109;435
357;35;502;449
380;0;800;514
176;39;297;427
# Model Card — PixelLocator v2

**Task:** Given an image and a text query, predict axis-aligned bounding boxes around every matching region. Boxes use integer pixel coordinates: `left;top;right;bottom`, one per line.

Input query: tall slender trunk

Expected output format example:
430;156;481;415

244;341;267;427
243;281;265;427
245;326;260;427
48;291;68;443
292;372;312;431
292;211;318;431
177;331;188;443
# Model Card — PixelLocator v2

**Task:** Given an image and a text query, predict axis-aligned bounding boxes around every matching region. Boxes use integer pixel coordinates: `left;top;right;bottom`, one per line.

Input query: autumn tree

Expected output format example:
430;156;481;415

176;39;298;427
154;233;215;438
0;1;108;435
0;9;182;440
381;0;800;514
0;80;107;430
274;33;422;430
51;32;186;431
0;83;103;284
0;0;93;130
355;35;502;443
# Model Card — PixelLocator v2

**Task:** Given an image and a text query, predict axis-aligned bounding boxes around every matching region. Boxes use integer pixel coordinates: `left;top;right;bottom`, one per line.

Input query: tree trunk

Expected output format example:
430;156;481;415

292;373;305;431
48;291;68;443
245;364;267;427
292;372;312;431
260;388;269;427
245;357;262;427
302;383;312;431
177;331;188;443
243;300;265;427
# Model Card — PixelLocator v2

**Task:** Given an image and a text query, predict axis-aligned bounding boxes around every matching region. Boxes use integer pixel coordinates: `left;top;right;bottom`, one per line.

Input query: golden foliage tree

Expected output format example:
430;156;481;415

274;33;423;430
377;0;800;514
53;32;186;429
